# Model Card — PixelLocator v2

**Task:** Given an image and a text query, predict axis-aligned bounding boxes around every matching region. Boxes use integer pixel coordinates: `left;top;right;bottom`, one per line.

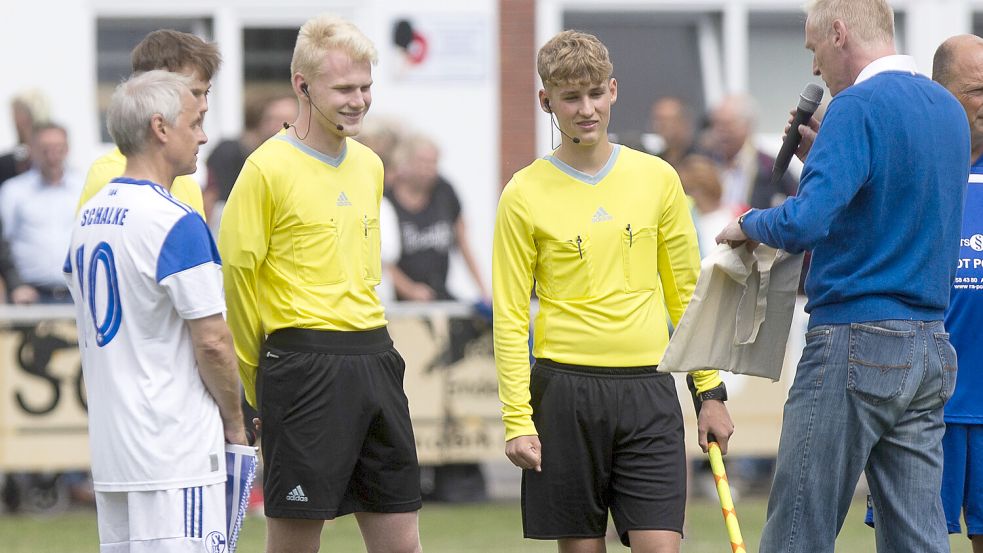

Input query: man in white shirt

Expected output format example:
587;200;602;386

65;69;246;553
0;123;83;303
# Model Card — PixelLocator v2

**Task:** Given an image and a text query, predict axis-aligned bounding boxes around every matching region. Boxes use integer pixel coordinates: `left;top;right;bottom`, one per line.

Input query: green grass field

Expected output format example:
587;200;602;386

0;498;971;552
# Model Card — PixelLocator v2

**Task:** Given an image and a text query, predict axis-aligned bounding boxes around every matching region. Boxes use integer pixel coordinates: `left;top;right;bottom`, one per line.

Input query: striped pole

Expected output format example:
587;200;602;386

707;441;746;553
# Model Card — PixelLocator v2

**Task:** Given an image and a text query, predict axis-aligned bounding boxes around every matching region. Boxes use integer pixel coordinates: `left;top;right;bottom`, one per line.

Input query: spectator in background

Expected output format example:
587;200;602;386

386;134;488;302
386;133;490;502
358;114;406;190
0;90;51;302
356;117;407;303
705;94;797;211
0;89;49;186
650;97;697;168
78;29;221;219
677;154;737;256
204;92;297;223
0;123;82;304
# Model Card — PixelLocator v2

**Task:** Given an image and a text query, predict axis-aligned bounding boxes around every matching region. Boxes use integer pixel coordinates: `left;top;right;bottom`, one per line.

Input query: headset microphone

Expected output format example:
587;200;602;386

544;99;581;145
300;83;344;132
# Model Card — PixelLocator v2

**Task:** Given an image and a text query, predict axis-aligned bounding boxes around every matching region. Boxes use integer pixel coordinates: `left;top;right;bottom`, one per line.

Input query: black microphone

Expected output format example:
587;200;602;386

552;115;581;144
771;83;824;185
301;83;344;132
545;99;581;145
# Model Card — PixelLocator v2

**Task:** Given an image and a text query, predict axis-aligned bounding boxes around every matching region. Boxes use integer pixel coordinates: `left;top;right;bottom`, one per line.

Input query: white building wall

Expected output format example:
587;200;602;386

0;0;499;300
0;0;977;300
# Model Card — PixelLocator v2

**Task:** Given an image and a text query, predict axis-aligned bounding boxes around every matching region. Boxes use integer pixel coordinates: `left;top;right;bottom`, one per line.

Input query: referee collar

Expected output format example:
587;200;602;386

279;134;348;168
545;144;621;186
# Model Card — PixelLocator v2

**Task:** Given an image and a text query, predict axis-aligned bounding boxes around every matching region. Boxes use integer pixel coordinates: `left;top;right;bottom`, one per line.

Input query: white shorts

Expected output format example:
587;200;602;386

95;482;227;553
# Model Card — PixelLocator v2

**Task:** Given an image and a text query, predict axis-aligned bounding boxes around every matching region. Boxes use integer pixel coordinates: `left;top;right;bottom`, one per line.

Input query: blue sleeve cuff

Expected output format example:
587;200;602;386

742;208;767;244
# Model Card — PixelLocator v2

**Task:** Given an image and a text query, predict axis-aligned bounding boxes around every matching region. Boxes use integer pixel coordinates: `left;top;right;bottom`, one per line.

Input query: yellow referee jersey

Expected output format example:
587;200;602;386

218;132;387;406
492;145;722;441
78;147;205;217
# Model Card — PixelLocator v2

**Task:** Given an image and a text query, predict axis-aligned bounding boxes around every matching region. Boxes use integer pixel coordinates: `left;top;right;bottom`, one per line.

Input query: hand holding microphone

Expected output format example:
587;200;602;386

770;83;824;186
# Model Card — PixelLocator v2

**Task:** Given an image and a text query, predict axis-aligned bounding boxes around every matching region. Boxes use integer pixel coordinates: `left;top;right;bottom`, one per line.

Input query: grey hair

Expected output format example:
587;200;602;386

106;70;192;156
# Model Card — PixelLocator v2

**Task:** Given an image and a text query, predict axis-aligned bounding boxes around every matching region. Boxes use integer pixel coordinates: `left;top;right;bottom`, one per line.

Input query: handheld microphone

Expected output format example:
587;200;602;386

545;99;580;145
301;83;344;132
771;83;824;185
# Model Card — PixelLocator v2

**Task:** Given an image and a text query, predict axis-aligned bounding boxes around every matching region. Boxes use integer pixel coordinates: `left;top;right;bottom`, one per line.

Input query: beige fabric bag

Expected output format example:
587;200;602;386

659;243;803;381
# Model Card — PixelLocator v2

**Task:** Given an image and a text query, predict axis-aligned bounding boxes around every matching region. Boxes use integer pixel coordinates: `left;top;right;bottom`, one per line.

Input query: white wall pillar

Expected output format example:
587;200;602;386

213;7;244;140
903;0;971;74
723;1;749;94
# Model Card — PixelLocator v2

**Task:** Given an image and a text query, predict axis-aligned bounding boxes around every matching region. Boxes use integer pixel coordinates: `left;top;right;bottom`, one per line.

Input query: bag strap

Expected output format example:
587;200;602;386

734;247;778;345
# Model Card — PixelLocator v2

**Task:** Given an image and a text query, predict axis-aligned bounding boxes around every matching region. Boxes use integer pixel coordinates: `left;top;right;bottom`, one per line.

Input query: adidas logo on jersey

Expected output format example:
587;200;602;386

592;206;613;223
337;192;352;206
286;485;309;502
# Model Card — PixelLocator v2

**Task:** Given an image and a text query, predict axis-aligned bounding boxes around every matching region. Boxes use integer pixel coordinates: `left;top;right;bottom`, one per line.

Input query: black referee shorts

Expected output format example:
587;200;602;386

522;359;686;547
257;327;422;519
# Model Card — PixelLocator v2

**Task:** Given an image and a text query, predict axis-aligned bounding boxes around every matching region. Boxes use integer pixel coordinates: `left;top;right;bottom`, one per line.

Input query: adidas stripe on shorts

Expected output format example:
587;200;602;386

258;326;422;519
95;481;227;553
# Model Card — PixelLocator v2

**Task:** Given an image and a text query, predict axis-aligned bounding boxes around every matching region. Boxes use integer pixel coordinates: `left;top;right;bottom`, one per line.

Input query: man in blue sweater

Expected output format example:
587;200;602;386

717;1;970;552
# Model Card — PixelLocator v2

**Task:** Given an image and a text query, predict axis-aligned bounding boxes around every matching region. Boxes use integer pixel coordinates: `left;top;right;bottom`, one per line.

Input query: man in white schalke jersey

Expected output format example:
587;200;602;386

64;70;247;552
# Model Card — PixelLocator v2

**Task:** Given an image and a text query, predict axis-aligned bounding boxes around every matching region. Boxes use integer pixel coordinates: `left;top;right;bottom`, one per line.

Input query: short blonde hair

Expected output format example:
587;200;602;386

537;30;613;89
290;14;378;79
805;0;894;46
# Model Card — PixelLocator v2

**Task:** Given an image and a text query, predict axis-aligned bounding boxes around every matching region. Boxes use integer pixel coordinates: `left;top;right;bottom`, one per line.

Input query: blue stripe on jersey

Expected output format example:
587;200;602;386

156;212;222;283
109;176;196;214
110;177;157;186
226;450;234;536
198;486;203;538
151;184;194;215
63;250;72;274
184;488;189;537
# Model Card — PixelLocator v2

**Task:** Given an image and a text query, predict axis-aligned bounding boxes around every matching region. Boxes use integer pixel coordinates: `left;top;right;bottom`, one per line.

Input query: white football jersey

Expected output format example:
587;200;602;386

65;177;226;492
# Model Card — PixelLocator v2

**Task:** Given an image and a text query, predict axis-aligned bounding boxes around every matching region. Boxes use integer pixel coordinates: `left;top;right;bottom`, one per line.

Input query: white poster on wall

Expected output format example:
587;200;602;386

390;14;490;81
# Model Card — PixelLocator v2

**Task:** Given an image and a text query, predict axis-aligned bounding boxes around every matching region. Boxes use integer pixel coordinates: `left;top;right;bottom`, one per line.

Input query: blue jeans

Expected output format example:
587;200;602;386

759;320;957;553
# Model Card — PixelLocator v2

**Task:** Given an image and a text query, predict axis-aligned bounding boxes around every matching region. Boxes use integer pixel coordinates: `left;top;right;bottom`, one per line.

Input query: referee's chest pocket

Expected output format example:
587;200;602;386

361;215;382;284
622;225;659;292
847;323;914;405
292;222;345;285
542;236;593;300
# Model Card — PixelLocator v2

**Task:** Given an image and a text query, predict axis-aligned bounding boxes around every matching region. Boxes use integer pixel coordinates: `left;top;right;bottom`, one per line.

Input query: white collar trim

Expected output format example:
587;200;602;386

855;55;919;85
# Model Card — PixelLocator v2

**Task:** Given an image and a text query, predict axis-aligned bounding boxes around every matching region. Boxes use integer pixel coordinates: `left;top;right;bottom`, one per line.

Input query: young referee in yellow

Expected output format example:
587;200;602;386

217;14;422;553
493;30;734;553
78;30;215;218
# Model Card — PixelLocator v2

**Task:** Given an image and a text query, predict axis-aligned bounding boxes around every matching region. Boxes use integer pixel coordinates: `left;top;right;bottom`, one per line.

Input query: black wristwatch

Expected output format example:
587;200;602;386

697;382;728;403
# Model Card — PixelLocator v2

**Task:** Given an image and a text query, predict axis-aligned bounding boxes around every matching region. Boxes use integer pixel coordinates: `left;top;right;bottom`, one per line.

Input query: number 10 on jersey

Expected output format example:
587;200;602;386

73;242;122;347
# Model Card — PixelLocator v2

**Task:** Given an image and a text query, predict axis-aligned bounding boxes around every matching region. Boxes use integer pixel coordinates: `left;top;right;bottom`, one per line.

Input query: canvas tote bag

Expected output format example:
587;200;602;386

659;243;803;381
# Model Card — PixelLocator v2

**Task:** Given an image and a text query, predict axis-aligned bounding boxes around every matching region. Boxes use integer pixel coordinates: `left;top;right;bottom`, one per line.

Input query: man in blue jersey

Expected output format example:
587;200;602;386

716;1;969;552
925;33;983;552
